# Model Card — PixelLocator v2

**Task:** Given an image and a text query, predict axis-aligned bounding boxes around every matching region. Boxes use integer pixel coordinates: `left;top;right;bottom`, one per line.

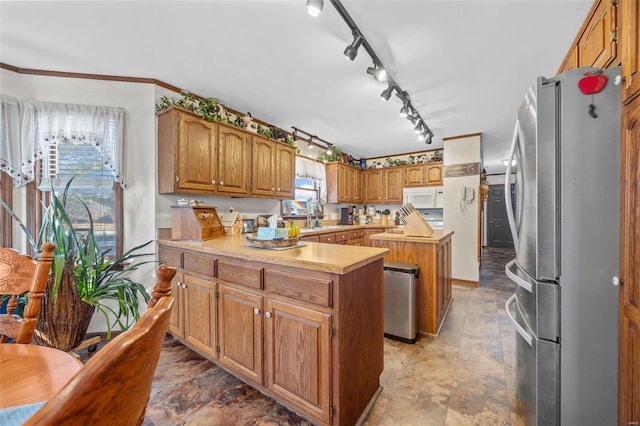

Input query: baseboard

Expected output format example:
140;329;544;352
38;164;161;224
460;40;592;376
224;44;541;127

452;278;479;287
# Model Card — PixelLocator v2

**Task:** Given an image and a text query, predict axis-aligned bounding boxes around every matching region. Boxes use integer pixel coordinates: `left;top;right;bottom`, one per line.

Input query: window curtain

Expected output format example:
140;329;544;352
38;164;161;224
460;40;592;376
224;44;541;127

295;156;327;204
0;94;126;188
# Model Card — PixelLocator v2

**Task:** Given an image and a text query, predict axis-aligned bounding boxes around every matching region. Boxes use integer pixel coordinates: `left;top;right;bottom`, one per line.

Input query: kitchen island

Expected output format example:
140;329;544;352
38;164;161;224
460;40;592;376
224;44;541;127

369;230;453;335
158;235;388;426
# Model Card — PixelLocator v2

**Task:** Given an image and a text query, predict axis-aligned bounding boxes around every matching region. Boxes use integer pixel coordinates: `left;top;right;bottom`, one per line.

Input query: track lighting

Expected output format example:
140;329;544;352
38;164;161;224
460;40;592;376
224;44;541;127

293;129;298;141
326;144;333;155
380;84;395;101
310;0;433;145
366;65;386;82
344;34;363;61
306;0;324;17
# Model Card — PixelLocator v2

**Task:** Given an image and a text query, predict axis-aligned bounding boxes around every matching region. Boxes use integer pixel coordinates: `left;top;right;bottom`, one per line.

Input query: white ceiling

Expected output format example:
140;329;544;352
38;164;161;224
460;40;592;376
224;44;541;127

0;0;591;174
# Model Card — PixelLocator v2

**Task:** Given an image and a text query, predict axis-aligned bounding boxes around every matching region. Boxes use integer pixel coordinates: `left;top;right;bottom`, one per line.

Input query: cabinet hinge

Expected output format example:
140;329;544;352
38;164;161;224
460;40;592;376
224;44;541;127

330;405;335;417
216;345;220;355
331;325;336;338
611;29;617;42
611;0;617;6
215;290;220;299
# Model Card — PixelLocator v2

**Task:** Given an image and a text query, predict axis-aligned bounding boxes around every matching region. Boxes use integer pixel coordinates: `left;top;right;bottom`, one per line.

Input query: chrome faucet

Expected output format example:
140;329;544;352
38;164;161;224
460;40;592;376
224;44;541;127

306;199;321;228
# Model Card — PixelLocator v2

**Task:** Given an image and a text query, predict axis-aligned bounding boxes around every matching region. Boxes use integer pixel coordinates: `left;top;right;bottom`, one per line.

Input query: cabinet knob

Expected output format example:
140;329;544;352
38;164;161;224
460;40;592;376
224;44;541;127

277;187;280;191
220;181;224;186
254;308;260;315
176;176;180;182
271;187;275;191
612;276;621;286
265;312;272;318
211;180;216;184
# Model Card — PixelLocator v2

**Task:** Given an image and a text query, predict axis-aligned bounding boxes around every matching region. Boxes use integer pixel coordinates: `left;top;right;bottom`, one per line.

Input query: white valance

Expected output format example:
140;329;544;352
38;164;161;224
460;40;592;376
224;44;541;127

295;156;327;204
0;94;126;188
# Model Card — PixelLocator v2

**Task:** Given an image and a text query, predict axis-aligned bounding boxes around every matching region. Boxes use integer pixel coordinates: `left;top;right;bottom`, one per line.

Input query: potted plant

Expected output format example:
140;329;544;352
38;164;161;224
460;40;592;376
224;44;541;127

0;178;155;351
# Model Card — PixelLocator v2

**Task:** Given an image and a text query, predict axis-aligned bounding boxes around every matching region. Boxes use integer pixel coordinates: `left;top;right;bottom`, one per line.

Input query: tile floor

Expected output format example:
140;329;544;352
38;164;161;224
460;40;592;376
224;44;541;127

129;247;519;425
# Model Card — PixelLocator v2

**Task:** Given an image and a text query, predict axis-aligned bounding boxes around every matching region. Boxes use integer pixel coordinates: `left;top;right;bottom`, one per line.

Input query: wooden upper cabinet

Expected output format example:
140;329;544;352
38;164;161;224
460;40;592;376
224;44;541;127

384;168;404;203
403;163;443;187
217;125;250;195
346;166;361;203
620;0;640;102
365;169;384;203
425;163;443;185
157;107;218;193
559;46;580;73
576;0;618;69
275;143;295;198
251;135;276;197
326;163;360;203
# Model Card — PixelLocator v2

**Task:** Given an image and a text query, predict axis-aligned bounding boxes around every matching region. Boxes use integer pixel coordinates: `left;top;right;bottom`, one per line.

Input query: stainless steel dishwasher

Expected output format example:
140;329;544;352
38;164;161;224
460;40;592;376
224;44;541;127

383;261;419;344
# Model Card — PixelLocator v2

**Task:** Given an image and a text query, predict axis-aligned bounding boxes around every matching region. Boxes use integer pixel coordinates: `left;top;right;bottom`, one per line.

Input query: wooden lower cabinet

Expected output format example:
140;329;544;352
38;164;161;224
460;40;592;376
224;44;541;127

158;242;385;426
265;298;332;425
217;284;264;385
183;274;217;358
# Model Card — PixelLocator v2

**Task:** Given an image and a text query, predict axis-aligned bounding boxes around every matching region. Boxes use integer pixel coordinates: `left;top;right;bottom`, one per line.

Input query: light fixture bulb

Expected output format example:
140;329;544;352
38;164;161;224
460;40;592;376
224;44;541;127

380;84;394;101
399;99;410;117
308;141;313;149
366;65;387;82
344;34;363;61
306;0;324;17
414;121;423;133
326;146;333;155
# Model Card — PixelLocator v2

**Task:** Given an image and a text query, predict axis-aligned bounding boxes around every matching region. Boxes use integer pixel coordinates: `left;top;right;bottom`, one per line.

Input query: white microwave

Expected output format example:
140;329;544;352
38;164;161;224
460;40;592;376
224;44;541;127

403;186;444;208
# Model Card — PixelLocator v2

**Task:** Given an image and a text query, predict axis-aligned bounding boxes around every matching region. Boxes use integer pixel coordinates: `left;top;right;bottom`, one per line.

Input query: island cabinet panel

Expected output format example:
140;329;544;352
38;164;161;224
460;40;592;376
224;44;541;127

370;231;453;335
183;274;217;359
217;125;250;195
264;270;332;307
265;298;332;426
157;238;388;426
217;284;264;385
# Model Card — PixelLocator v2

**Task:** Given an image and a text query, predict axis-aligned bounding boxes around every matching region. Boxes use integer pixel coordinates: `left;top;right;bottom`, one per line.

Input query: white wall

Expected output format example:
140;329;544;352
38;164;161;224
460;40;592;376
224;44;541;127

443;135;481;284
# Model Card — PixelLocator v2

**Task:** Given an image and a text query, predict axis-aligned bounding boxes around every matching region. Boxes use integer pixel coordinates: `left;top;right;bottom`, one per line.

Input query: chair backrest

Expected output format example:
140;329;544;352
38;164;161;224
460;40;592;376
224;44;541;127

0;242;55;344
23;266;176;426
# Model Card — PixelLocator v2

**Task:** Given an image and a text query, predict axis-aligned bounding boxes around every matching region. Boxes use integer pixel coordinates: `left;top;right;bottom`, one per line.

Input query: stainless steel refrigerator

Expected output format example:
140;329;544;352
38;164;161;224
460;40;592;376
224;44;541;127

504;66;620;426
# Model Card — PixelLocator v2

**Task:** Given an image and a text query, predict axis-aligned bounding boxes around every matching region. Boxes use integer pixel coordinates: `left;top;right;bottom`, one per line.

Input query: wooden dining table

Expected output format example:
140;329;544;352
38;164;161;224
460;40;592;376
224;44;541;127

0;344;83;409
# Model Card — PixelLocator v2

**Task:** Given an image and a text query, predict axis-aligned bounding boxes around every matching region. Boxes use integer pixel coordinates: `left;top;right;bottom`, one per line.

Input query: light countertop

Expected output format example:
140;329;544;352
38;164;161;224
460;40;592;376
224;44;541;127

369;229;454;244
158;235;388;275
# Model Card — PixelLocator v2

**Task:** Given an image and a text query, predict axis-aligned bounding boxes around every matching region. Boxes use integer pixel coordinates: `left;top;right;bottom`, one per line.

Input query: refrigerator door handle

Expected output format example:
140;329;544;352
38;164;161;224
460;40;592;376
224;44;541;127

505;120;521;252
505;259;533;293
506;293;533;346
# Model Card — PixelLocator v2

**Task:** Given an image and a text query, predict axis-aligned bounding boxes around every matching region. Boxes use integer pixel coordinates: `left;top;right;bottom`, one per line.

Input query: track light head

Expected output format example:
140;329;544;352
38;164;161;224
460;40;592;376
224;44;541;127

292;129;298;141
424;132;433;144
366;65;387;82
380;84;395;101
398;94;410;117
400;104;410;117
414;121;424;134
326;144;333;155
306;0;324;17
344;34;363;61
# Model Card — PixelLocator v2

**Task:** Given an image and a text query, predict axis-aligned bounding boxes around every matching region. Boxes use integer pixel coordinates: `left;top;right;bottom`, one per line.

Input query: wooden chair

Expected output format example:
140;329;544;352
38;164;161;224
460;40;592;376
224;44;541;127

23;265;177;426
0;242;56;344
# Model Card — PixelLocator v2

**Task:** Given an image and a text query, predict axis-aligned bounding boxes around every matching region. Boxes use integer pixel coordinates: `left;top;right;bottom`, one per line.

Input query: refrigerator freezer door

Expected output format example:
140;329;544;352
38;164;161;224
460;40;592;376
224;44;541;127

506;260;559;342
507;294;560;426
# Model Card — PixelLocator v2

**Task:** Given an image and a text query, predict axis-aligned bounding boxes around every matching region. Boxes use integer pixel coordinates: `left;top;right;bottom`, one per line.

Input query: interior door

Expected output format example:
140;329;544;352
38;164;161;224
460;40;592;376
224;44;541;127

488;184;514;248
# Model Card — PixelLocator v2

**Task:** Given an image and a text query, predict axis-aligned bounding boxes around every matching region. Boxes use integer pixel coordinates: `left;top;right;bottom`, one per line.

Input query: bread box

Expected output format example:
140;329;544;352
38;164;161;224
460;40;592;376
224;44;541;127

171;206;224;241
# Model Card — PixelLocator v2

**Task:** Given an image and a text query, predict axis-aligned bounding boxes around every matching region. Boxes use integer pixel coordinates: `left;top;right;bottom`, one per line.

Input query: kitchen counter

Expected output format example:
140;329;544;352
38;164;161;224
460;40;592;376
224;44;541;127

157;234;388;425
369;230;453;335
158;234;388;275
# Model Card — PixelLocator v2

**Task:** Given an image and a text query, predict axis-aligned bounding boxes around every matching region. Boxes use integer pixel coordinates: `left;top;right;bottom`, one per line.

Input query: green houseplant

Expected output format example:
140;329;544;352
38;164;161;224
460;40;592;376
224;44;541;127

0;177;155;351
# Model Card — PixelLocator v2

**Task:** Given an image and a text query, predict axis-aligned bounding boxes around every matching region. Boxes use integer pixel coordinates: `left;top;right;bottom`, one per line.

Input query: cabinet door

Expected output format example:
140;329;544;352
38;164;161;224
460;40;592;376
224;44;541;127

363;227;385;246
184;274;217;358
621;0;640;102
404;165;425;187
337;164;348;203
218;125;250;195
218;284;264;385
275;144;296;198
425;163;443;185
179;113;218;191
384;168;404;203
620;96;640;426
558;45;579;73
251;136;276;196
577;0;618;69
365;169;383;203
265;298;331;425
169;270;184;339
346;166;360;203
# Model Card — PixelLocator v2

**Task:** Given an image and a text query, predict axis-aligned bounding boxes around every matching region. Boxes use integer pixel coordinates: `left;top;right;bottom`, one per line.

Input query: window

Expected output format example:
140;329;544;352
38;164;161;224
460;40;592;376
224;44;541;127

39;141;121;257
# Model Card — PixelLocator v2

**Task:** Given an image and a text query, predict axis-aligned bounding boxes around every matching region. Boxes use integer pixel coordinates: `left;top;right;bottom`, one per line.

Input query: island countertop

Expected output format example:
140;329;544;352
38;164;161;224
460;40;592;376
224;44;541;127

369;229;454;244
158;235;388;275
